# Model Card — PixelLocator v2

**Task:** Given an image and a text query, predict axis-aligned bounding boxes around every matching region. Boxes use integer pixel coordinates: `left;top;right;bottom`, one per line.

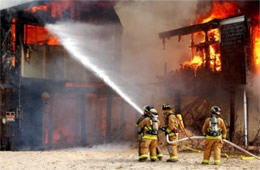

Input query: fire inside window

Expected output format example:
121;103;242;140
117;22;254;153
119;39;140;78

11;18;16;67
24;25;60;45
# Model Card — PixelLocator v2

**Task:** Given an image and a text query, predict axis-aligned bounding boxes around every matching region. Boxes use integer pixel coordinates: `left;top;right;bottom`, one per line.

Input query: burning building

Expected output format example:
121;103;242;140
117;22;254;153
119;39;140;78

0;0;138;150
159;1;260;146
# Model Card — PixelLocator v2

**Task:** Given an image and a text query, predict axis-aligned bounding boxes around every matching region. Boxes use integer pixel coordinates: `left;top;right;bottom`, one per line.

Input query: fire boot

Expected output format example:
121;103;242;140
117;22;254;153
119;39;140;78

167;159;178;162
139;157;147;162
156;147;163;160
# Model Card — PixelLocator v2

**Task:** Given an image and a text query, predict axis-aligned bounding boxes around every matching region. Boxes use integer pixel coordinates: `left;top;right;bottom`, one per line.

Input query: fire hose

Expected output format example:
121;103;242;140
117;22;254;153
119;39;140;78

166;135;260;160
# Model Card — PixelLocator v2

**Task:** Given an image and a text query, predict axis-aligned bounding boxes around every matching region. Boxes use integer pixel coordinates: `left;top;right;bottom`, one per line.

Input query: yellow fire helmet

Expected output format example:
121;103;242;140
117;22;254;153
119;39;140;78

162;104;173;110
162;104;174;116
150;108;158;118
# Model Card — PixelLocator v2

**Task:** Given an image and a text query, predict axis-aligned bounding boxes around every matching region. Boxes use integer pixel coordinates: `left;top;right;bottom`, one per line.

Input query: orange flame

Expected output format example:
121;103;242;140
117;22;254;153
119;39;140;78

196;0;239;24
183;0;240;72
24;25;60;45
25;1;75;19
253;25;260;72
11;18;16;52
31;5;48;13
23;1;76;46
183;55;203;71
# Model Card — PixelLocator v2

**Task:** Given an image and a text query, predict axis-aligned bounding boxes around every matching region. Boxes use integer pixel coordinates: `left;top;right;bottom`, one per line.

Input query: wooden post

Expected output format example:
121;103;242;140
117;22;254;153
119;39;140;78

80;94;86;146
120;98;125;140
48;94;54;149
106;94;112;143
229;89;236;142
204;30;210;69
243;90;248;146
42;45;46;79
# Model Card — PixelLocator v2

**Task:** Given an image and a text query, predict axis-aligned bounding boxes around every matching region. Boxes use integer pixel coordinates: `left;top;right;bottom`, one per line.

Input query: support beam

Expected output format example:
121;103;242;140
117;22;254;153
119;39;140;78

120;98;125;140
47;94;54;149
229;89;236;142
159;20;219;39
106;94;112;143
243;90;248;147
80;94;86;146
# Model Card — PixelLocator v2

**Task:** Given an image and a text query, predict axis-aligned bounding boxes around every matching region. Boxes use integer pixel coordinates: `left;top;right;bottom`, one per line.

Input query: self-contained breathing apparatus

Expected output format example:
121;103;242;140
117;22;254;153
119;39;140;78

207;106;222;137
151;116;159;135
208;116;221;137
149;108;159;135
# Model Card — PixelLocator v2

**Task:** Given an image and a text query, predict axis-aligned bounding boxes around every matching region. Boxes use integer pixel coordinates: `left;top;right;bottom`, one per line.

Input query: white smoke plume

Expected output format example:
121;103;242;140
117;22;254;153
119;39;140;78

0;0;35;10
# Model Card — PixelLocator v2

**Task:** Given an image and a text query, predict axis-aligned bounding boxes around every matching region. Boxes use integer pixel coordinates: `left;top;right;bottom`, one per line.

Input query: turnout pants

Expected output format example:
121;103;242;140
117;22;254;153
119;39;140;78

203;139;223;164
167;135;178;160
139;138;158;160
139;140;162;158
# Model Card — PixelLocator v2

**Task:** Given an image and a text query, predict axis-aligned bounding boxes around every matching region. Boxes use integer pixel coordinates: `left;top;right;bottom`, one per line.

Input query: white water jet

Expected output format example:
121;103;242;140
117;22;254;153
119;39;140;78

46;23;143;114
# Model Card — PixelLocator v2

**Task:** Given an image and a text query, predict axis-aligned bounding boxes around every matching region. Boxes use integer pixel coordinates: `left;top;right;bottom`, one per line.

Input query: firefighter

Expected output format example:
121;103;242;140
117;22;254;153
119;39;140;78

138;108;160;162
136;105;163;160
201;106;227;165
161;104;179;162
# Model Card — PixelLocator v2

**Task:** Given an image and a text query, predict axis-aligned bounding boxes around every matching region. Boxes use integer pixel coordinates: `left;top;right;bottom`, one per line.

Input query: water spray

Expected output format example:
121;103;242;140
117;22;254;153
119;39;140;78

46;23;143;114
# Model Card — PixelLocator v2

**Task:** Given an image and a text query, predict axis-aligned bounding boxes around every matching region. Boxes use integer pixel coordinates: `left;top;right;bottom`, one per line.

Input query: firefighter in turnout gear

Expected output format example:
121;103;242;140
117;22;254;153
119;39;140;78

136;105;163;160
161;104;179;162
201;106;227;165
137;108;161;162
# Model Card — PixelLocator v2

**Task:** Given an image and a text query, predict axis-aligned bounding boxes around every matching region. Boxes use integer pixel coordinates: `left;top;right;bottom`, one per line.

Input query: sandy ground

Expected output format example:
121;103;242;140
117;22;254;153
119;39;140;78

0;144;259;170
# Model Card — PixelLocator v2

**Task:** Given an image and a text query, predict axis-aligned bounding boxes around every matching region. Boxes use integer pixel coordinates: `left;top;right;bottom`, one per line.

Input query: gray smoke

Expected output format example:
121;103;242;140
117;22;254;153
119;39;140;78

0;0;35;10
60;143;131;152
46;1;200;111
114;0;199;108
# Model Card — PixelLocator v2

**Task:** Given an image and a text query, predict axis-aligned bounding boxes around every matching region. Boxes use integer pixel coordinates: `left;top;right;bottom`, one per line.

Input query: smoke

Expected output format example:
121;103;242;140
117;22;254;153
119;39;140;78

47;22;143;114
114;0;199;109
0;0;36;10
246;73;260;113
61;143;131;152
2;0;201;112
115;0;198;79
45;1;200;114
247;74;260;98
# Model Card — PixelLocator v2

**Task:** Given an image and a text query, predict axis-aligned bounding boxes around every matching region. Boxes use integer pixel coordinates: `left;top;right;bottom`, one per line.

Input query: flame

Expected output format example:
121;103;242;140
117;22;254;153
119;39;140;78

31;5;48;13
24;25;60;45
209;44;221;71
194;1;239;72
183;55;203;72
183;0;240;72
23;1;116;46
208;28;220;41
196;0;239;24
11;18;16;52
25;1;75;19
253;25;260;72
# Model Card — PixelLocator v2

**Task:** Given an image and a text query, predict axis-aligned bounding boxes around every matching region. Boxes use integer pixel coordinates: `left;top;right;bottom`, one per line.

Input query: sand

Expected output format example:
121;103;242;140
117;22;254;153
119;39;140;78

0;144;259;170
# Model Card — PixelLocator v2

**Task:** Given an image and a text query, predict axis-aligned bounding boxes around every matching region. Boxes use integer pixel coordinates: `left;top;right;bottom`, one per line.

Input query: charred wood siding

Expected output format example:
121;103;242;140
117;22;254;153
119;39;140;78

220;20;249;85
